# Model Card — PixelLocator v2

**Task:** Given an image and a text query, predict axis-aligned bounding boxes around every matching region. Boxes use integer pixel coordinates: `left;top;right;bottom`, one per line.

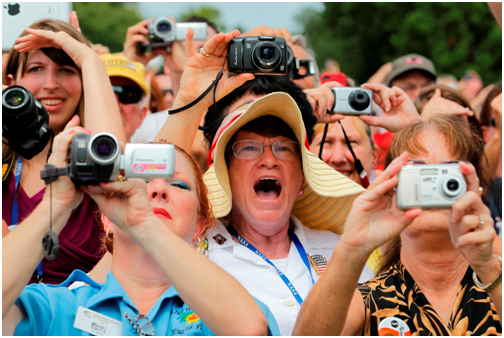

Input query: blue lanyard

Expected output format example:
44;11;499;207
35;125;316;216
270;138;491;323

227;225;314;305
12;157;44;279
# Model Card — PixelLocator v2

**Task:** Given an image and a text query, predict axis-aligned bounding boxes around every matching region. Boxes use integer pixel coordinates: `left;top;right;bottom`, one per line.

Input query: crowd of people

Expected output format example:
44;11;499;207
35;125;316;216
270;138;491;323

2;6;502;336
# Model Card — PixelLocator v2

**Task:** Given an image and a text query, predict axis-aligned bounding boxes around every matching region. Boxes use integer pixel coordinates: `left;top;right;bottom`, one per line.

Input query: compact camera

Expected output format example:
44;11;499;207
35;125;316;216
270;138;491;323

330;87;372;115
2;85;53;159
396;163;467;210
68;132;175;185
228;36;288;75
138;18;208;53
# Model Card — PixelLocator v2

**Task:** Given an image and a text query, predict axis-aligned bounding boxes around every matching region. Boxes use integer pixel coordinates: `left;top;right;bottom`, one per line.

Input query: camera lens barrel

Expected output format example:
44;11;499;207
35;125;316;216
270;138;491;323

88;133;121;165
441;176;463;198
348;90;371;111
252;41;283;71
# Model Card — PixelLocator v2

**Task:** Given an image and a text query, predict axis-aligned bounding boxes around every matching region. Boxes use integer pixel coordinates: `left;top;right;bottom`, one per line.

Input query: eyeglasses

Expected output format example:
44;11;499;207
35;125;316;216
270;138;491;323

229;140;300;161
125;312;155;336
406;160;465;165
112;85;144;104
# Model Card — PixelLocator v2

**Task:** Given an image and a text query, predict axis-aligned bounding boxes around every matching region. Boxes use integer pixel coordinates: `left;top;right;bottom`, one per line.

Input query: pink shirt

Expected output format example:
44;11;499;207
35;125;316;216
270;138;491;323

3;171;105;285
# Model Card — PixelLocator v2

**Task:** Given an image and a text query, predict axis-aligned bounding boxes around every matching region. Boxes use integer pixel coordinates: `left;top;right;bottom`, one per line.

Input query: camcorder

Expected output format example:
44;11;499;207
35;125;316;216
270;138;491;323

137;17;208;53
396;163;467;210
68;132;175;185
227;36;315;79
330;87;372;115
2;85;53;159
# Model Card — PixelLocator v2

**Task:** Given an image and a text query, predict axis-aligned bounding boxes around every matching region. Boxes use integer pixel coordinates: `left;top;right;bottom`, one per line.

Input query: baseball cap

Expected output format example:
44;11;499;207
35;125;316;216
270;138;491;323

385;54;436;87
100;54;148;95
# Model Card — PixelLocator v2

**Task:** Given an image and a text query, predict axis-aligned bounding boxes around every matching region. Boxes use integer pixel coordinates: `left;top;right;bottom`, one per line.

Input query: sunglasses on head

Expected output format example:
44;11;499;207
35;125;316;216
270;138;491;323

112;85;144;104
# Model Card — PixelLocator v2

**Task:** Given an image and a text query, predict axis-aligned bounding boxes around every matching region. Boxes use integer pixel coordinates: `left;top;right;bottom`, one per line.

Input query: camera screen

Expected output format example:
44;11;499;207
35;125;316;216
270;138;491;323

260;46;275;60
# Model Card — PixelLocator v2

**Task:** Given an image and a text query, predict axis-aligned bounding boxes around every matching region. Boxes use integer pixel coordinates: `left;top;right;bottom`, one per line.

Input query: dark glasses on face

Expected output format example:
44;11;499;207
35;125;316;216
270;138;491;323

162;89;173;96
112;85;144;104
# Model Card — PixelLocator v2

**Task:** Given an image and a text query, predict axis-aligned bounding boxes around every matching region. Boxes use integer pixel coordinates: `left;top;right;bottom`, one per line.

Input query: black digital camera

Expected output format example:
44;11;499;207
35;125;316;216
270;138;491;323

68;132;175;186
2;85;53;159
228;36;288;75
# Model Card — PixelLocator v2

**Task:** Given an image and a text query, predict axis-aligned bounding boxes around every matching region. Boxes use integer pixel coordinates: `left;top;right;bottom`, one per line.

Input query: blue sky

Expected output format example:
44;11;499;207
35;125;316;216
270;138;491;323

137;2;325;34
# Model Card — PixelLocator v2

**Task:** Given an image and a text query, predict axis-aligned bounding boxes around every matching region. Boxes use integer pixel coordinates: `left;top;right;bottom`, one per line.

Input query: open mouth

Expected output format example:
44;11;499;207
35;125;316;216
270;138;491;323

254;177;282;200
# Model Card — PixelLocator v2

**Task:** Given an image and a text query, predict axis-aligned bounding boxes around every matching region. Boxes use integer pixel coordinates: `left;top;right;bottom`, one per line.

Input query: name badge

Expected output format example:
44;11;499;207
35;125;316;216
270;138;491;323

74;306;122;336
378;317;411;336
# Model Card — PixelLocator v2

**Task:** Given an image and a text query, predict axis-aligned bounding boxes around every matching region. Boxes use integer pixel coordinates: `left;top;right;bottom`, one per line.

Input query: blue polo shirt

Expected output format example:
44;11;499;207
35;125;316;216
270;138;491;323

14;270;280;336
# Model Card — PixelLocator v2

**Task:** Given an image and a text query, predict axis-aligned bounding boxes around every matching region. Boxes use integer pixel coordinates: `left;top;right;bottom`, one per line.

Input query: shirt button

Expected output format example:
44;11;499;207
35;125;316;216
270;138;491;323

283;299;295;307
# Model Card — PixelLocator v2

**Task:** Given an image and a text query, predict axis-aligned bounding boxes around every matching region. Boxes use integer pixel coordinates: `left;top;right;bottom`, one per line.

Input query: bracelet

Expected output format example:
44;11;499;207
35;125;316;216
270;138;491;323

472;255;502;292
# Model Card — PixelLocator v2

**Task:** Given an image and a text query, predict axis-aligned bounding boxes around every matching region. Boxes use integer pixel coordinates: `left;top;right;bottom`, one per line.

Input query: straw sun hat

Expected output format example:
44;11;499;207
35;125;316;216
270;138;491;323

203;92;365;234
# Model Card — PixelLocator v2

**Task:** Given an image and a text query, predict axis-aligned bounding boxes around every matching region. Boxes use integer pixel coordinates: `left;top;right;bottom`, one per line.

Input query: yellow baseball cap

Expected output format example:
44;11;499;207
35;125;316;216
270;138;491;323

100;54;148;95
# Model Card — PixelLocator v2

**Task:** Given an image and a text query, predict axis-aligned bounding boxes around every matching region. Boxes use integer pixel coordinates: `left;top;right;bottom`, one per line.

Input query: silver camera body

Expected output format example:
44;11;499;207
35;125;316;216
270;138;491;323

68;132;175;185
396;163;467;210
330;87;372;115
148;17;207;44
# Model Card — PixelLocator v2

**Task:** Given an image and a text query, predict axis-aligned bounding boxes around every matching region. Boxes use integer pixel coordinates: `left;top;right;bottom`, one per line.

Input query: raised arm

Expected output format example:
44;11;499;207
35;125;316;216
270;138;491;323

14;28;126;143
294;152;422;335
154;29;254;152
2;117;90;331
83;180;268;336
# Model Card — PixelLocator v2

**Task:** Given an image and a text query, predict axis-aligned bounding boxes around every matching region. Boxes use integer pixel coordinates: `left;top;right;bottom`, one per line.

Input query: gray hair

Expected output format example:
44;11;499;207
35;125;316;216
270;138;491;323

292;34;320;87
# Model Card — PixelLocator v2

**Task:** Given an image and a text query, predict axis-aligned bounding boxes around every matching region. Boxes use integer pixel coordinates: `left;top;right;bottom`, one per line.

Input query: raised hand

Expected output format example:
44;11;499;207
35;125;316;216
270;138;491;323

42;115;91;212
14;28;94;68
304;81;345;124
341;152;422;255
174;28;255;111
449;162;496;272
123;19;154;65
421;88;474;122
359;83;421;132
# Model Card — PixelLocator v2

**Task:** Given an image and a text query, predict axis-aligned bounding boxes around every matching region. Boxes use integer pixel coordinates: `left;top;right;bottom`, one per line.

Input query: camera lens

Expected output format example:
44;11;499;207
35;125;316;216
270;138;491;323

89;134;120;165
4;88;28;109
348;90;371;111
447;179;459;191
252;42;282;71
261;47;275;60
157;21;171;34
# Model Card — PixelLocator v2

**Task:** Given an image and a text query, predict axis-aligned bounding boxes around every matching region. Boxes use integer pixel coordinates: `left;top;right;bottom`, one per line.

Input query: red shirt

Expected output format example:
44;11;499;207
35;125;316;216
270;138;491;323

2;171;105;284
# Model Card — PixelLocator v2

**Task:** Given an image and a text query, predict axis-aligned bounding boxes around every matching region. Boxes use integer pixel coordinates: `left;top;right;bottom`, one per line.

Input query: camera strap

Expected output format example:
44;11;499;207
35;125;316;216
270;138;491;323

317;117;369;189
11;156;44;280
167;57;227;132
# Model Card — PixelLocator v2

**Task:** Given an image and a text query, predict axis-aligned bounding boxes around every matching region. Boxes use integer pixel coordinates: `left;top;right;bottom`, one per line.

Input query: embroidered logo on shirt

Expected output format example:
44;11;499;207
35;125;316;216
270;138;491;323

213;234;227;245
177;311;200;325
309;254;329;275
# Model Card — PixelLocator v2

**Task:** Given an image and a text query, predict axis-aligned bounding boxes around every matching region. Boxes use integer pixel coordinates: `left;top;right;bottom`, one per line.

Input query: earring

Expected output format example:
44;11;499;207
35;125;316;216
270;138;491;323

106;229;114;242
196;237;209;257
299;190;304;196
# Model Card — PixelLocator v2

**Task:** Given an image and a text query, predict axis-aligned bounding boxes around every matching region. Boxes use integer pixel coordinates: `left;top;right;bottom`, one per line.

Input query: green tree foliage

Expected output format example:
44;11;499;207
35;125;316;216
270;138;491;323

178;6;226;32
300;3;502;85
73;2;142;53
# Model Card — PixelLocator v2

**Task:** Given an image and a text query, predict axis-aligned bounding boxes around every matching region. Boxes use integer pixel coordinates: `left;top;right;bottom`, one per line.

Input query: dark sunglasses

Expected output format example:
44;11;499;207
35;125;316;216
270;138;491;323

112;85;144;104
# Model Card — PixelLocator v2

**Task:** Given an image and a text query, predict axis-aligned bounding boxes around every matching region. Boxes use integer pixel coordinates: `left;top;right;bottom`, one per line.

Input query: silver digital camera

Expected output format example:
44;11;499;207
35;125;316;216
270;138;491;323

68;132;175;185
137;18;208;52
330;87;372;115
396;163;467;210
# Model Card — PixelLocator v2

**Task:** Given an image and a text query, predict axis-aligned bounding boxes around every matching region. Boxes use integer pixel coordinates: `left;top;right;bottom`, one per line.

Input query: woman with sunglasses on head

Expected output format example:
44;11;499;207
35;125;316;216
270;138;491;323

2;19;126;285
3;118;275;336
294;114;501;336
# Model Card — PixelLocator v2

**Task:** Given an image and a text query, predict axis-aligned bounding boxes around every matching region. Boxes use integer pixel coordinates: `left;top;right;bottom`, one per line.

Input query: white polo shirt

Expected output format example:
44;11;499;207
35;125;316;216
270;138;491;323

207;216;374;336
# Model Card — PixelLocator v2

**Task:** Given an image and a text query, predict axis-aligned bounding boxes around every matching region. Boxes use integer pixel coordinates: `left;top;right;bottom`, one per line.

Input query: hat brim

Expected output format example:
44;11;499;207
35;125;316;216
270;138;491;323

203;92;364;234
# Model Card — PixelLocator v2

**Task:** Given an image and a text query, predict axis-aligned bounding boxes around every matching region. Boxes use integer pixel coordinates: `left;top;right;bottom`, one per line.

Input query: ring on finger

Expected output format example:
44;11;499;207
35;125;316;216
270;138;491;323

478;215;485;228
199;47;212;57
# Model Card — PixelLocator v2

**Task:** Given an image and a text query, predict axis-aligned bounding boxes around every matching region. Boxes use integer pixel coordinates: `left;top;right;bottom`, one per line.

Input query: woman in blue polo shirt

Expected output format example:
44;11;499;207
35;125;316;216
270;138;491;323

2;92;277;335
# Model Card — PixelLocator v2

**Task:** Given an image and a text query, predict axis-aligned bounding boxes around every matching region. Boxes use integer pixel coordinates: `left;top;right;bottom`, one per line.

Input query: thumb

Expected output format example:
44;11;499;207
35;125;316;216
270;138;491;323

184;27;195;58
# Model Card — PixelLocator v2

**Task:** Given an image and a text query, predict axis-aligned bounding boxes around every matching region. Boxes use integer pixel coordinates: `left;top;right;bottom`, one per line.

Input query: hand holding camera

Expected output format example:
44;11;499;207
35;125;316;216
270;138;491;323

359;83;421;132
341;152;422;256
303;81;345;124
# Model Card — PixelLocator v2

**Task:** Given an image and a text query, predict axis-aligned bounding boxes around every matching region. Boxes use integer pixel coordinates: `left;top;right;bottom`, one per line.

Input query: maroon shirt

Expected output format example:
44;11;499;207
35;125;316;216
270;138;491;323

2;171;105;285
